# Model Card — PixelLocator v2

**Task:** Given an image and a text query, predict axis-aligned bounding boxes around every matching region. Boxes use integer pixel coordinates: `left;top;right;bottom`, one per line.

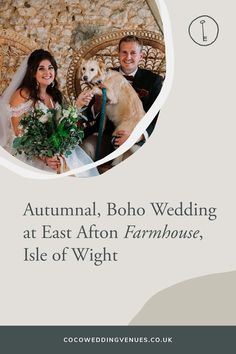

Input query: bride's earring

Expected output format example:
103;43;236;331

51;81;55;88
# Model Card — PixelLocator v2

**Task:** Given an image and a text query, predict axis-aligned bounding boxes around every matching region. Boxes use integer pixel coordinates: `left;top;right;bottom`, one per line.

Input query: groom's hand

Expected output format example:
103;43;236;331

112;130;130;147
112;130;144;147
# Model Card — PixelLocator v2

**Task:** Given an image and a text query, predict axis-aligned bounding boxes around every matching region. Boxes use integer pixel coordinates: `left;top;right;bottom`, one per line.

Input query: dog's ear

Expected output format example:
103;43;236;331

98;60;106;75
79;59;86;77
80;59;86;69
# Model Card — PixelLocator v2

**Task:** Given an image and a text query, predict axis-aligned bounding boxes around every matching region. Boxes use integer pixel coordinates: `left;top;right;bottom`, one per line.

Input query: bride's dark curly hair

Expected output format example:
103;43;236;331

19;49;63;104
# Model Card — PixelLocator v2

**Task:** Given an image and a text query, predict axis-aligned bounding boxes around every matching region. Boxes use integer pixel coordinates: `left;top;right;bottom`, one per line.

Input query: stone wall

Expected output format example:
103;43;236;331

0;0;162;97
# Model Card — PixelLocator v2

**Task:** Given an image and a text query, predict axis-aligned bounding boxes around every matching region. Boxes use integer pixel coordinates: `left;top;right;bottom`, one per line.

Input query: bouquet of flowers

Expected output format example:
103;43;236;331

13;104;86;160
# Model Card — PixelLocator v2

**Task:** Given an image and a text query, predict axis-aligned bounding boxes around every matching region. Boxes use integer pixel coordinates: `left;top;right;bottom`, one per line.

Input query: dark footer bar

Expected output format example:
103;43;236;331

0;326;235;353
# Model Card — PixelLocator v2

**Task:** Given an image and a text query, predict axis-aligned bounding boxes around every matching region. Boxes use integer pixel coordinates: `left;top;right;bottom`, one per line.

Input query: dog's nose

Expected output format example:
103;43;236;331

83;75;88;81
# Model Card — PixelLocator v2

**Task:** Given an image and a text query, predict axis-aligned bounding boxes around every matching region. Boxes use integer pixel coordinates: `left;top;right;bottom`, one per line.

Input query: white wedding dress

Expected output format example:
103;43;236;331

2;99;99;177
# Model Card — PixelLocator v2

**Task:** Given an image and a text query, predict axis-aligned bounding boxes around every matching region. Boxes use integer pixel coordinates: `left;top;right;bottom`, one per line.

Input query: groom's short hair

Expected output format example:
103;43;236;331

118;35;143;51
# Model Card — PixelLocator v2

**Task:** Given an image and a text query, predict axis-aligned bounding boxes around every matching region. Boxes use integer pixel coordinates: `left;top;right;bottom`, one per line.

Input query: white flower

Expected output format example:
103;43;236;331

38;114;49;123
62;109;70;118
38;102;48;114
47;111;53;119
71;111;78;119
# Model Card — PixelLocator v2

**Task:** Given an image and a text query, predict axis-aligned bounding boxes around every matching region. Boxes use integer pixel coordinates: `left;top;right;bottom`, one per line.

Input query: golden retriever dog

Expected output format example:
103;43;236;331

79;59;145;164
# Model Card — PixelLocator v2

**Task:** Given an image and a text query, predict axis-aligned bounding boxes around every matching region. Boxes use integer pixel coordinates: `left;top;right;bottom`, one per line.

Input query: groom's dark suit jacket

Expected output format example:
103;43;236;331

84;67;163;146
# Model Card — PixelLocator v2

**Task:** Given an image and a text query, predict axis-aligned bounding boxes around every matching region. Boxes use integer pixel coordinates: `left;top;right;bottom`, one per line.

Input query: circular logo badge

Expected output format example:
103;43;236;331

188;15;219;46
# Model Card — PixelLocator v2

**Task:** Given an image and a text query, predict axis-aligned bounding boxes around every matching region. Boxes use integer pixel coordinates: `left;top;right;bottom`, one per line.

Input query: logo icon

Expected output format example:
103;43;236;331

188;15;219;46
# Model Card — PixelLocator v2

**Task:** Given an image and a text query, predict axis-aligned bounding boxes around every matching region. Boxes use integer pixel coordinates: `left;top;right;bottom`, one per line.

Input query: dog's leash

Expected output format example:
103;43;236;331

95;87;107;161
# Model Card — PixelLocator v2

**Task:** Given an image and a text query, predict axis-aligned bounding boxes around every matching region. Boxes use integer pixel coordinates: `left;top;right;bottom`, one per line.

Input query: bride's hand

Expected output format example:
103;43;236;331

46;157;60;171
76;90;94;109
39;156;60;171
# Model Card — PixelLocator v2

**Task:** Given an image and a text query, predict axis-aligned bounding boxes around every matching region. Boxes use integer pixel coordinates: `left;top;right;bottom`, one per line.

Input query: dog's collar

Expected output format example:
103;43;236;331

91;79;103;85
84;80;103;88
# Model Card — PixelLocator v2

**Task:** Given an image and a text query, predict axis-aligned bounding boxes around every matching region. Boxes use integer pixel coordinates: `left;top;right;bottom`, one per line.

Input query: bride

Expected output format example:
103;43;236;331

0;49;99;177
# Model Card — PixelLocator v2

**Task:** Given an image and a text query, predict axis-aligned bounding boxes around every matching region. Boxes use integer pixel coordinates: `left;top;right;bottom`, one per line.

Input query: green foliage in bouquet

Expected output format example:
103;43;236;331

13;105;86;158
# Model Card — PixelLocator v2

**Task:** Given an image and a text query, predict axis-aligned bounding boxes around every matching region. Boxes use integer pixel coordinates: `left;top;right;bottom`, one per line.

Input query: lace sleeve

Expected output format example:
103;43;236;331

8;99;33;118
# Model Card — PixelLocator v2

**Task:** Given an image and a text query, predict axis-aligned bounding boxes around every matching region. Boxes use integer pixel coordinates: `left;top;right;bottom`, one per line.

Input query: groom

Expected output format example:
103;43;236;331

82;35;163;159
